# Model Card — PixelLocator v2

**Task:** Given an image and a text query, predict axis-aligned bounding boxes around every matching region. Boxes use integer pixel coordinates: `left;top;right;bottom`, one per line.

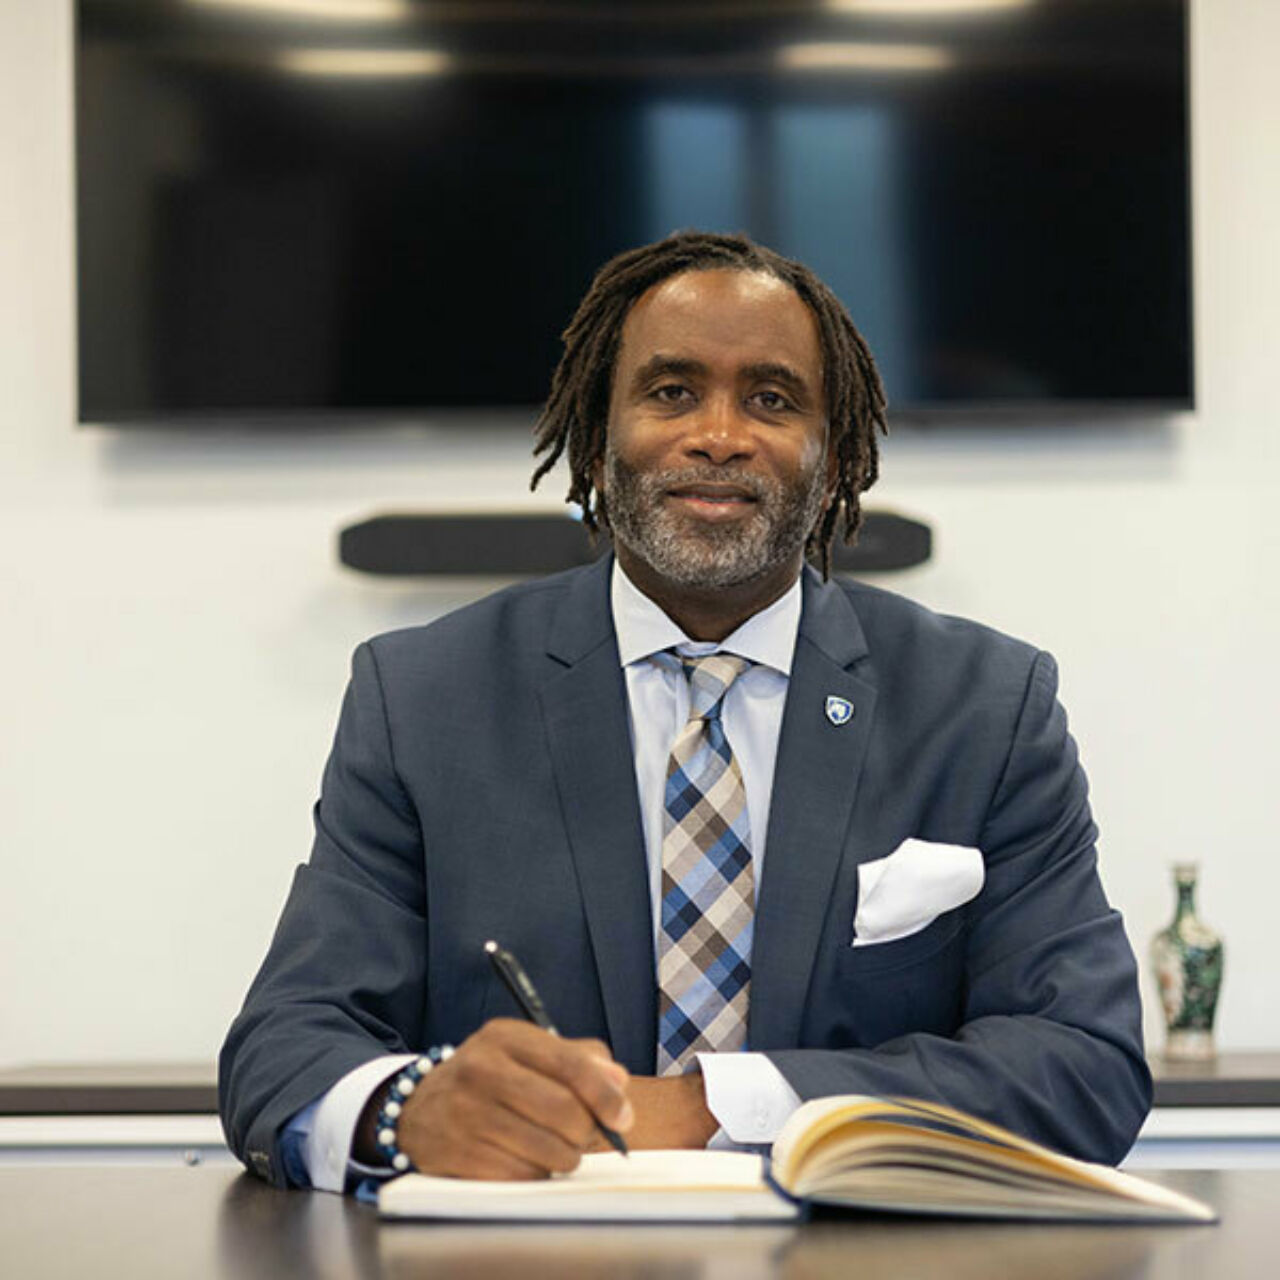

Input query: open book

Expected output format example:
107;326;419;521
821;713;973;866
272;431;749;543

378;1094;1215;1224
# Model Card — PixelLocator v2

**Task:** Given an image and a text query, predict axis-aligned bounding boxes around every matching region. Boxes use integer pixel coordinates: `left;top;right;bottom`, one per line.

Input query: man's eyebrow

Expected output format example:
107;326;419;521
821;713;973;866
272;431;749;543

628;356;815;397
742;362;815;398
628;355;707;388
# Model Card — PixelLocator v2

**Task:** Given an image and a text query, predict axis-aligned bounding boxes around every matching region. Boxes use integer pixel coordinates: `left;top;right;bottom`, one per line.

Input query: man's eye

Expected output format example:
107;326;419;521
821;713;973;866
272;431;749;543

754;390;792;412
653;384;692;405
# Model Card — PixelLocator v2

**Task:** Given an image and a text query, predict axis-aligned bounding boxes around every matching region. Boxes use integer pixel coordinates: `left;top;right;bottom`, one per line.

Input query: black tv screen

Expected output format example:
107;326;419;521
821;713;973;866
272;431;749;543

76;0;1191;423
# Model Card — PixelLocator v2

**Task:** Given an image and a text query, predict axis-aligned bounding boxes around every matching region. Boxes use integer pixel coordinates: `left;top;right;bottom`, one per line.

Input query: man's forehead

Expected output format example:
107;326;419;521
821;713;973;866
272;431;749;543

617;267;821;374
642;266;790;306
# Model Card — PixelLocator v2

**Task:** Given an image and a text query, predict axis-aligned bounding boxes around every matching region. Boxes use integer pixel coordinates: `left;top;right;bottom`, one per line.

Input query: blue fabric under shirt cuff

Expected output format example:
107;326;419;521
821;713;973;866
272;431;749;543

279;1099;319;1189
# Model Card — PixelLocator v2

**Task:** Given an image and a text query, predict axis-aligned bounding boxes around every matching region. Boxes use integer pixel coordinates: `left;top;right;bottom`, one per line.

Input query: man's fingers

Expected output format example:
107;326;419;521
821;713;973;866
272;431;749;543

401;1075;582;1178
444;1135;552;1182
471;1097;586;1175
578;1037;621;1066
498;1026;634;1133
563;1041;634;1133
578;1038;633;1098
450;1049;599;1149
397;1021;634;1179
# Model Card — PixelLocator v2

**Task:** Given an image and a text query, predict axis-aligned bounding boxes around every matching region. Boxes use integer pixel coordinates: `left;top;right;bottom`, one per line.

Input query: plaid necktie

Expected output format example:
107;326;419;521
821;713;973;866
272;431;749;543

656;652;755;1076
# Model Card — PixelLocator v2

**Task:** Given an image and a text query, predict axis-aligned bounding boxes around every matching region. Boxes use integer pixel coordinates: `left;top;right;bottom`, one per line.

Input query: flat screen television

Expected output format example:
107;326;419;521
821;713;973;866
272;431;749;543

76;0;1192;425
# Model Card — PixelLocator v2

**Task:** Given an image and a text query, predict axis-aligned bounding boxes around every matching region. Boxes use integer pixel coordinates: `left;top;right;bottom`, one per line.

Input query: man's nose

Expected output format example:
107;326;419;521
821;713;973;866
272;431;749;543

683;395;755;465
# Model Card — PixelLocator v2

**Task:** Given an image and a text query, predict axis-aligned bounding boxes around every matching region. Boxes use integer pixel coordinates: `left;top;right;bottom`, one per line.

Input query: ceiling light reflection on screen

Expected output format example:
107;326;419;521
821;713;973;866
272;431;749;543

779;43;953;72
825;0;1032;15
278;48;451;76
189;0;411;22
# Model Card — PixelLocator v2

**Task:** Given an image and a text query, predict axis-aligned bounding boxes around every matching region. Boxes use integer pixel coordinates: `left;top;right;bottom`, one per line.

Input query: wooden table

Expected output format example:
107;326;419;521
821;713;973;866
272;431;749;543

0;1165;1269;1280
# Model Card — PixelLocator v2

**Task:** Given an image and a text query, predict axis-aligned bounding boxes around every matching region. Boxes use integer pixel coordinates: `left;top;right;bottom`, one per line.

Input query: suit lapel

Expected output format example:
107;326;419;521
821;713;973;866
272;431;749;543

750;569;878;1051
539;558;657;1074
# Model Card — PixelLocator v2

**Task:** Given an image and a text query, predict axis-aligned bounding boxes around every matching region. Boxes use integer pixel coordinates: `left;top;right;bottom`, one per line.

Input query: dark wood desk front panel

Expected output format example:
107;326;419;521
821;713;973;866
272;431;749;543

0;1166;1267;1280
4;1053;1280;1115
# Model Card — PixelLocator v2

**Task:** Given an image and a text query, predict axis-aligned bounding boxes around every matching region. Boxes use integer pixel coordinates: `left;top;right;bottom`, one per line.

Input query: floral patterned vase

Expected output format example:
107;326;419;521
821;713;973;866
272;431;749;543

1150;863;1224;1060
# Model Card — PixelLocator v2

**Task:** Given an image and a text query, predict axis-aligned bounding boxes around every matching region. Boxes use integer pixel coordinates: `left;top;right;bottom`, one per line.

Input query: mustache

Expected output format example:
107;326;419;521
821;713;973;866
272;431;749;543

637;466;776;502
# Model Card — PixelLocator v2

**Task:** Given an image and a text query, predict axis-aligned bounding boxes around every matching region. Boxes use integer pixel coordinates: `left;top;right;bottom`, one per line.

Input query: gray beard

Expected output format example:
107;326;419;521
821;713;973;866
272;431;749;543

601;449;828;591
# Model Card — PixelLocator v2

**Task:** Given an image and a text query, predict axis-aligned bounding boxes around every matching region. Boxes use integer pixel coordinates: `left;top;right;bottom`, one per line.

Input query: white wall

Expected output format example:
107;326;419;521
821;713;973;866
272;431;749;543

2;0;1277;1067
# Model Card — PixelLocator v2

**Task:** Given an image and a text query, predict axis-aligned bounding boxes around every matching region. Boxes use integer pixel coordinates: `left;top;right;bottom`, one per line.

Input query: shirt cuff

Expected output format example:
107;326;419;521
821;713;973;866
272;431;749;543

696;1051;802;1147
300;1054;415;1193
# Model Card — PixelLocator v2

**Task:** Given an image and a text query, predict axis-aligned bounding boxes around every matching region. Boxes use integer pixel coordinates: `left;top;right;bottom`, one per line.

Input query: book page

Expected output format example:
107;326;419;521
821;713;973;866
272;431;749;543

770;1096;1215;1222
379;1150;799;1222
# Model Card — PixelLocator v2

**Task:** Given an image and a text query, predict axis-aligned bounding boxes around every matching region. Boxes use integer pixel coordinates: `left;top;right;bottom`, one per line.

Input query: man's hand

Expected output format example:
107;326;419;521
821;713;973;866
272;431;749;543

589;1073;719;1151
359;1019;634;1180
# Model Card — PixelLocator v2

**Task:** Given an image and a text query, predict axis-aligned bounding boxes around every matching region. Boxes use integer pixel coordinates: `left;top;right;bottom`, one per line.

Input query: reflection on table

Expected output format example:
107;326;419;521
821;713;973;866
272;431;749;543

0;1165;1264;1280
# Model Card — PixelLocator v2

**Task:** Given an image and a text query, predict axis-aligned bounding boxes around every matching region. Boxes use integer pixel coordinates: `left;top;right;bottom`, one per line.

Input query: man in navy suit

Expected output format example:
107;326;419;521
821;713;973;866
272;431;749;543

219;231;1151;1191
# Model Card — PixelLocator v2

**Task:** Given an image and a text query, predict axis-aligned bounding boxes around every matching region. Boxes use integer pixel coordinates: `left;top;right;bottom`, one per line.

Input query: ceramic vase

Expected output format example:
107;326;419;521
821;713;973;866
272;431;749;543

1150;862;1224;1060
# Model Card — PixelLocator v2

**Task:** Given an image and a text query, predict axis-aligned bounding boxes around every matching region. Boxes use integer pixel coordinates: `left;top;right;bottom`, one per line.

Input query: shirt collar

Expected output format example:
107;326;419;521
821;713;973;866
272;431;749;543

610;558;802;677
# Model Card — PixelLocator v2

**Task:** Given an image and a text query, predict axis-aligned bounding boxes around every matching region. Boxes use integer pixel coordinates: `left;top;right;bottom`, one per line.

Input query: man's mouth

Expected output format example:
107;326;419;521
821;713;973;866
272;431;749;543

665;483;758;508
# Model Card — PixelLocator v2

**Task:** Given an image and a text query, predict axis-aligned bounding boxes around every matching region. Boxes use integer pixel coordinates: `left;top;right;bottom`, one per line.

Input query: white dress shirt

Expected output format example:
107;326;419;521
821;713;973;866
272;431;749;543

292;561;803;1191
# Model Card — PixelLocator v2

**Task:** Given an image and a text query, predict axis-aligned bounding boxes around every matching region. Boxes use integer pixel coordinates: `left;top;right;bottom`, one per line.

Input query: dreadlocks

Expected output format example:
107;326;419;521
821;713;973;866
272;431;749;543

530;229;888;577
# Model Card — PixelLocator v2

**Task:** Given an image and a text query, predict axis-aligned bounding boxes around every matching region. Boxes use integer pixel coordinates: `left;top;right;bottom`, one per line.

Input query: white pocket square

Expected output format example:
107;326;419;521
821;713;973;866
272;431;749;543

852;838;984;947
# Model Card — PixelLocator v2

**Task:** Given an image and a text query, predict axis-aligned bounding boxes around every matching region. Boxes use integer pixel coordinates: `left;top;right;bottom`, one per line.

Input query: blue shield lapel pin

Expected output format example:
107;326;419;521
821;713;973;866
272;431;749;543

825;695;854;726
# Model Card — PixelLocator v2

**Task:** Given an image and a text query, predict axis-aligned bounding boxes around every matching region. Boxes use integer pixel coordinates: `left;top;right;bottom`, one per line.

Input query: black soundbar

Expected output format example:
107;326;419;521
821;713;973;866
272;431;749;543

338;511;931;577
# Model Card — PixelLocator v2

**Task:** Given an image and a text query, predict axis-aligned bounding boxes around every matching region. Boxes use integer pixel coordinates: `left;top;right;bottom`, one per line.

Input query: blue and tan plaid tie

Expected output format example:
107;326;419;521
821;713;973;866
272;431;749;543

656;652;755;1076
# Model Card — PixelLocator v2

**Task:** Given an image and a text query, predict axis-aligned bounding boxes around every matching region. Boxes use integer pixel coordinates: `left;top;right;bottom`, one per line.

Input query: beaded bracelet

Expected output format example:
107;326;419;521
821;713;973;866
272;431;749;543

375;1045;455;1174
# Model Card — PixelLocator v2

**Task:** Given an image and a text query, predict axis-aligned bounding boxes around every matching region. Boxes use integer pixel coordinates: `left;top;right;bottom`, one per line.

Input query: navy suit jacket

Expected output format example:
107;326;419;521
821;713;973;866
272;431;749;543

219;556;1151;1187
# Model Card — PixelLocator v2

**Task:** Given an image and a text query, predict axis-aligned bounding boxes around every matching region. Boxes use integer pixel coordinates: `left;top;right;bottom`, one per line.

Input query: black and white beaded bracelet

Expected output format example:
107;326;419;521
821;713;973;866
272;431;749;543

375;1045;455;1174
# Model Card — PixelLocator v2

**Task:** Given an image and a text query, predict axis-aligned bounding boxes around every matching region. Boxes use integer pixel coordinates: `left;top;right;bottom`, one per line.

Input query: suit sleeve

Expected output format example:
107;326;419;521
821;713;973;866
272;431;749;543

765;651;1152;1165
218;642;429;1187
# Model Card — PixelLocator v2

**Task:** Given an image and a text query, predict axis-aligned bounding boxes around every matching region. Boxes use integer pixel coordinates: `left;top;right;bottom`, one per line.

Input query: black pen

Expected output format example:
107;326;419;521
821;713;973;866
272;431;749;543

484;939;629;1157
